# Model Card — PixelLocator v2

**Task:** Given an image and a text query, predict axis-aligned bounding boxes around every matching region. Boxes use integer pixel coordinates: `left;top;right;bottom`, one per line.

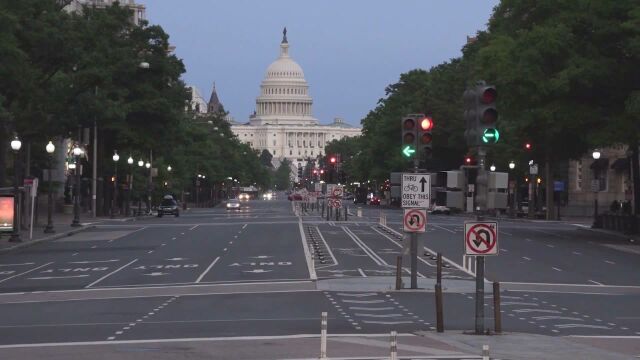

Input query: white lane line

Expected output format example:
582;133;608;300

348;307;395;311
501;248;509;252
546;244;555;248
361;320;413;325
195;257;220;283
357;268;367;277
189;225;199;231
336;293;377;297
552;267;562;272
513;309;561;314
0;262;54;284
315;226;338;266
69;260;119;264
370;227;434;272
28;275;90;280
342;226;386;266
588;280;604;286
555;324;611;330
342;300;385;304
0;263;35;267
354;313;403;318
297;219;317;280
72;253;79;256
522;257;531;261
242;224;248;229
501;231;513;236
572;251;582;255
604;260;616;265
431;224;456;234
85;259;139;288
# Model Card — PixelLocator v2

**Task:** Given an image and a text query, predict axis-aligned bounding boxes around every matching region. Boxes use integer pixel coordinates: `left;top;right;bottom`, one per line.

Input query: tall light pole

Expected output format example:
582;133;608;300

145;161;151;214
137;159;144;215
126;155;133;216
111;150;120;218
592;149;601;228
44;141;55;233
71;144;83;227
508;161;516;217
9;135;22;242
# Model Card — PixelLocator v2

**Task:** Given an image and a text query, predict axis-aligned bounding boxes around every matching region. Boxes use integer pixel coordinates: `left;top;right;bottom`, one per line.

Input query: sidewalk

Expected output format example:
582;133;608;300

0;211;134;253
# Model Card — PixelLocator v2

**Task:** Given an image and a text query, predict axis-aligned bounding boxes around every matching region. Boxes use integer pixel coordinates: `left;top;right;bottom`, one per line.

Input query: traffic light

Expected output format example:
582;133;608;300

463;82;498;146
418;116;434;158
329;155;337;164
297;166;303;179
524;142;532;151
401;115;418;158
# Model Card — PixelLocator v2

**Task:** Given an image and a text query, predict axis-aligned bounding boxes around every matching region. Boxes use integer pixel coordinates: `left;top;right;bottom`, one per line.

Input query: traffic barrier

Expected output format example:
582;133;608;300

320;312;327;359
390;330;398;360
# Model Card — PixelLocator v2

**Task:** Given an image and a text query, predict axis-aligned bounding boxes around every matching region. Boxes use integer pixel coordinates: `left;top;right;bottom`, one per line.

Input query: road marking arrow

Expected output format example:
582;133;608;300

68;259;119;264
28;275;90;280
243;269;272;273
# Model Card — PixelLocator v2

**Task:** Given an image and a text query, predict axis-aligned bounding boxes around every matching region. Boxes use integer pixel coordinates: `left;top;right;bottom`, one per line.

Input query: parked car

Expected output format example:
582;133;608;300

158;196;179;217
429;205;451;215
226;199;241;210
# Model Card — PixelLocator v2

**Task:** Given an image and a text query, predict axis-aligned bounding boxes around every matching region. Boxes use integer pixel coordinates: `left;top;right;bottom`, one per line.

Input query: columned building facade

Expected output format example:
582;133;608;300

231;29;360;179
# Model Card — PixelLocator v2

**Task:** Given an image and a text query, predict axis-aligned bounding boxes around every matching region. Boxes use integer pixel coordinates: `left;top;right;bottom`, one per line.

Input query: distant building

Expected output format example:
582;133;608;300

230;29;361;179
187;86;208;114
65;0;146;26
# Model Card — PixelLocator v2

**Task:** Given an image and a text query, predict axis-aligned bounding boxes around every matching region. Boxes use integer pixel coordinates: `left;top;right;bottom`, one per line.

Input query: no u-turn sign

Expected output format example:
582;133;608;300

464;221;498;255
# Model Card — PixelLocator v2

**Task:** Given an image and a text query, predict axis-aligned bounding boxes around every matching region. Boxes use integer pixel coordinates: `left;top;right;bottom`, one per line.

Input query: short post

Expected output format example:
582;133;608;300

326;205;330;221
390;330;398;360
482;344;490;360
435;283;444;332
493;281;502;333
344;205;348;221
336;207;340;221
320;312;327;359
357;207;362;217
436;253;442;285
395;256;402;290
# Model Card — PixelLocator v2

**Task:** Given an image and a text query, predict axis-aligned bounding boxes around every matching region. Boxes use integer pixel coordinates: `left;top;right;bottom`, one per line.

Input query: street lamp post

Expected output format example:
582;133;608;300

44;141;56;233
9;135;22;242
137;159;144;215
592;149;601;228
126;156;133;216
111;151;120;218
508;161;516;217
71;144;83;227
145;161;151;214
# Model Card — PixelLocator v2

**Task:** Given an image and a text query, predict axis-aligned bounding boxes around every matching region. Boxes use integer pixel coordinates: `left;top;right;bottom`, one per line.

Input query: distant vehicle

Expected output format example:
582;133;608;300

226;199;241;210
158;196;179;217
344;192;354;201
369;196;381;206
262;192;273;200
354;187;368;204
239;193;250;201
429;205;450;215
288;193;303;201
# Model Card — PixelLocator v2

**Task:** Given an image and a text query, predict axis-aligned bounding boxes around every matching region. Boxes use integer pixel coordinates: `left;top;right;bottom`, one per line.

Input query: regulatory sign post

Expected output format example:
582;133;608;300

401;173;431;208
464;221;498;255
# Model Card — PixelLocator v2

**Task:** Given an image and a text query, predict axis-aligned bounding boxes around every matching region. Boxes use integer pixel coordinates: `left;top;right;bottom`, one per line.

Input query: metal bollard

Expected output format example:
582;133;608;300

435;283;444;332
357;207;362;217
390;330;398;360
482;344;490;360
436;253;442;285
493;281;502;333
345;206;348;221
320;312;327;359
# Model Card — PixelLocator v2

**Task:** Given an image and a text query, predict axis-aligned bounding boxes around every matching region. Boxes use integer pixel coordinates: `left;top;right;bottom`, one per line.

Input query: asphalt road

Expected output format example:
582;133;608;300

0;197;637;358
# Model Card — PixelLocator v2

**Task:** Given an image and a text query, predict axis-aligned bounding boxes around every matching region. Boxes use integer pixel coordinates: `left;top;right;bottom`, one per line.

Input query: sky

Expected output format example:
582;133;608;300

143;0;499;126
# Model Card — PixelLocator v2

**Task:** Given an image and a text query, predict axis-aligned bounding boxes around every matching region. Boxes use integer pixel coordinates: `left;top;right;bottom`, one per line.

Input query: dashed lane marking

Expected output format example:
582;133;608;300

0;262;54;284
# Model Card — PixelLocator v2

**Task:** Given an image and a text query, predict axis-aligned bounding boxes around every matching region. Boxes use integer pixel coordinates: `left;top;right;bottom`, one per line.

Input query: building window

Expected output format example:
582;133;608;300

273;150;276;155
290;150;292;155
273;140;276;146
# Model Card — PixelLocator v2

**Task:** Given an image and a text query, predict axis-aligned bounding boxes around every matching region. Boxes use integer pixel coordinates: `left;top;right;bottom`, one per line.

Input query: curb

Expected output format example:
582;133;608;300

0;225;95;254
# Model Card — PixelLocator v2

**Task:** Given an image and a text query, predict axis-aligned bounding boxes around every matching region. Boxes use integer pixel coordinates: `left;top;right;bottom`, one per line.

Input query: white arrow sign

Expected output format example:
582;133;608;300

243;269;272;273
144;272;169;276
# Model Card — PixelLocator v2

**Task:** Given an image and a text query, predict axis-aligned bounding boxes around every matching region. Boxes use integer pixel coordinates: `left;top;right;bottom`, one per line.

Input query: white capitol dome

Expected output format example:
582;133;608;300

251;28;317;126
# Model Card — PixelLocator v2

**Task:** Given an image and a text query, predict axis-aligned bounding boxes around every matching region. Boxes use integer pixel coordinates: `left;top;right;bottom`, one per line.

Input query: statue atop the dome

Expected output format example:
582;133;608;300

282;27;288;44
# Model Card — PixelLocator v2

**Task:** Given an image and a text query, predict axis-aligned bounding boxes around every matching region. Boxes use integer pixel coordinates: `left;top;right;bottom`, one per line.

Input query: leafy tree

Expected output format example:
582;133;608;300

273;159;292;190
259;149;273;168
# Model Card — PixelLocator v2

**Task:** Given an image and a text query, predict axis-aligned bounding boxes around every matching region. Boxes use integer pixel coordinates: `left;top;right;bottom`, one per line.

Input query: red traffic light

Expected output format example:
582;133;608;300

419;117;434;131
465;156;472;164
524;143;532;150
420;133;432;144
481;88;497;104
329;156;337;164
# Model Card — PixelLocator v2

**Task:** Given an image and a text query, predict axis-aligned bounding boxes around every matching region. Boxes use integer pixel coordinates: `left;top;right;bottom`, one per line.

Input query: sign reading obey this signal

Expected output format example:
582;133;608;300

464;221;498;256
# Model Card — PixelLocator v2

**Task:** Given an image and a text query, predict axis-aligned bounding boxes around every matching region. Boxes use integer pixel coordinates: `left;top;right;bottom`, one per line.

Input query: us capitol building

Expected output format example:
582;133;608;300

193;29;361;178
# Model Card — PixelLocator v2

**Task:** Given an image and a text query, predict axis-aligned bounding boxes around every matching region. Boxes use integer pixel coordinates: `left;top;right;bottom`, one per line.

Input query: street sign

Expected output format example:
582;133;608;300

328;198;342;209
331;186;343;198
315;183;322;192
529;164;538;175
464;221;498;256
401;173;431;208
403;208;426;233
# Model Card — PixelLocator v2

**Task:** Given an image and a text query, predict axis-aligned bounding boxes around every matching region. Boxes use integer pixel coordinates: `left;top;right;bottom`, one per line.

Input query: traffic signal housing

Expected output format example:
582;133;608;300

463;82;498;146
401;115;418;158
418;116;434;159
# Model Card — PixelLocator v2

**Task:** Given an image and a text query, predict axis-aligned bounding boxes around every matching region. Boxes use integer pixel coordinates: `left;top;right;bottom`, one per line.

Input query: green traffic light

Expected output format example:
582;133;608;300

482;128;500;144
402;145;416;157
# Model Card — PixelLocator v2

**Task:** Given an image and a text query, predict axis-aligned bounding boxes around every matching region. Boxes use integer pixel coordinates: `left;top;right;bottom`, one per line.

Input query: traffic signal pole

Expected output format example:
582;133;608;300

410;158;419;289
475;146;487;334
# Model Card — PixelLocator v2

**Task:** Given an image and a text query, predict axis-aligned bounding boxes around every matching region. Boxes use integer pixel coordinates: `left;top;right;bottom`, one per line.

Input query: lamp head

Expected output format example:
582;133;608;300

112;151;119;162
127;156;134;165
46;141;55;154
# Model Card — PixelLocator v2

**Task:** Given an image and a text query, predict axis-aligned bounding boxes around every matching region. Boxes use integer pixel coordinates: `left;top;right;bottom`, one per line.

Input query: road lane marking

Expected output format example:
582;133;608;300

370;227;435;272
147;251;154;254
357;268;367;277
342;300;385;304
0;262;54;284
361;320;413;325
85;259;139;288
28;275;90;280
337;293;377;297
588;280;604;285
555;324;611;329
572;251;582;255
342;227;386;266
500;302;539;306
522;257;531;261
354;313;403;318
189;225;199;231
552;267;562;272
431;224;456;234
532;316;584;321
546;244;555;248
69;260;119;264
195;257;220;283
349;307;395;311
315;226;338;266
604;260;616;265
0;263;35;267
513;309;560;314
242;224;247;229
